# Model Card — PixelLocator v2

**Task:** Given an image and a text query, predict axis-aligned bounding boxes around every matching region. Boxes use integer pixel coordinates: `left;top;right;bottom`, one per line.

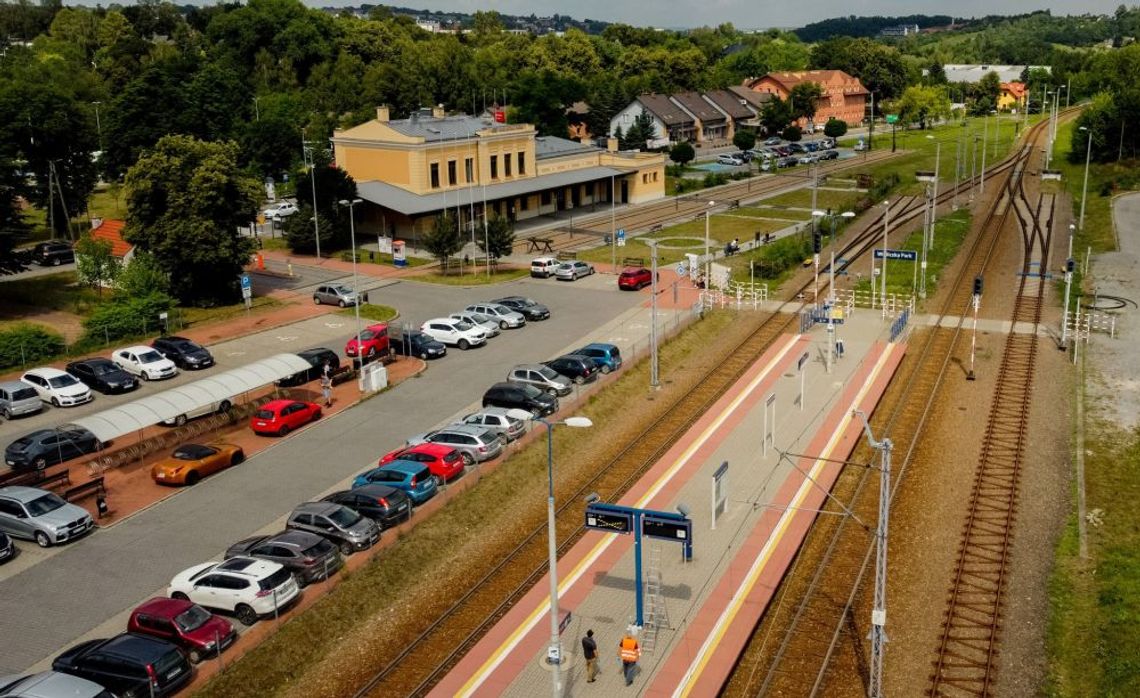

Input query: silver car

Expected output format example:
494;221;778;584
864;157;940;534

406;425;504;465
464;303;526;329
0;671;112;698
0;381;43;420
286;501;379;555
457;407;527;442
312;284;359;307
449;311;501;338
555;261;595;281
507;363;573;397
0;486;95;548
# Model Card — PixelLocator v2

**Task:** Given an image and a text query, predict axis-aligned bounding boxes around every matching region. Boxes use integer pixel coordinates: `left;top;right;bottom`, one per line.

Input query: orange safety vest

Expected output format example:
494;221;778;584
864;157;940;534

620;636;640;662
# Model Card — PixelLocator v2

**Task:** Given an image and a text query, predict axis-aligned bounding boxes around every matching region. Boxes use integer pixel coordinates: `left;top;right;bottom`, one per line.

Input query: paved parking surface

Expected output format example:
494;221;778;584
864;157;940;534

0;276;643;675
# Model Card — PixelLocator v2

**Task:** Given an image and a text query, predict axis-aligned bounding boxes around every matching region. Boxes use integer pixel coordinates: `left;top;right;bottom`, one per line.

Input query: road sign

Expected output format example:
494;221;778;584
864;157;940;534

585;506;633;534
617;228;626;247
886;114;899;124
240;274;251;290
873;249;918;261
642;515;692;542
676;262;688;276
242;287;252;300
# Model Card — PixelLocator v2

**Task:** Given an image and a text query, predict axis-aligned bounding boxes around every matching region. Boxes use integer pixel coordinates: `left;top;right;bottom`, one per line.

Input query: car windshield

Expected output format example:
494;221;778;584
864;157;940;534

328;507;361;527
173;445;211;460
331;285;353;295
25;493;67;517
303;539;334;558
138;350;164;364
537;366;561;380
174;604;212;632
47;374;79;388
453;321;473;331
470;313;491;323
175;340;203;351
11;387;36;400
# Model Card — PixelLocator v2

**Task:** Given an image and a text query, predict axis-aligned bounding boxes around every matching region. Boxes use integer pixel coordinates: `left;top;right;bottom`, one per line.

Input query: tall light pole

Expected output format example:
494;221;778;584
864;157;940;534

927;135;941;244
1079;125;1093;232
704;200;715;287
645;238;661;390
610;172;617;273
970;134;979;203
91;101;103;150
507;412;594;698
881;200;890;319
303;128;322;260
253;96;260;122
1061;223;1075;350
339;198;364;378
980;110;993;193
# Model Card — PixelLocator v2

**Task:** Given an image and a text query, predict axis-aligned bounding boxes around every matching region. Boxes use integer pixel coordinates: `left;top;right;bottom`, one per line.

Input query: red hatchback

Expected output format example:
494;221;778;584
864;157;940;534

618;267;653;290
379;442;465;482
345;323;389;362
128;597;236;663
250;399;322;436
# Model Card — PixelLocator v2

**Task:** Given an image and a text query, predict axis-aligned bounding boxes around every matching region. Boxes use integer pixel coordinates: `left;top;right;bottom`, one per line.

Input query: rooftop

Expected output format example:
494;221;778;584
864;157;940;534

636;94;694;126
534;135;596;159
671;92;726;125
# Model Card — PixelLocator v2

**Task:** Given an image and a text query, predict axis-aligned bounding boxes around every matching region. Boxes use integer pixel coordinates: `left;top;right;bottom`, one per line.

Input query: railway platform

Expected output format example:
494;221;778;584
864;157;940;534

429;308;908;697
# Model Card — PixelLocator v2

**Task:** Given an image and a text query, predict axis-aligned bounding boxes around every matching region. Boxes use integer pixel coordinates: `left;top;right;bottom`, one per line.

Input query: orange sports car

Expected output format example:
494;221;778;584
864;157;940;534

151;442;245;486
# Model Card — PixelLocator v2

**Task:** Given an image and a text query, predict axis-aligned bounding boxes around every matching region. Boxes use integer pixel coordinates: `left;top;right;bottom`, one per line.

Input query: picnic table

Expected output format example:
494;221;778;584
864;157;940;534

527;237;555;253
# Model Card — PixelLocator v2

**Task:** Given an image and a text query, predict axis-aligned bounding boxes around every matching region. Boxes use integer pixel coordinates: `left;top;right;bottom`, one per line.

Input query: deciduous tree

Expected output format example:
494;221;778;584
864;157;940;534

424;212;463;270
732;129;756;152
74;233;121;296
896;85;950;129
476;214;514;268
669;141;695;166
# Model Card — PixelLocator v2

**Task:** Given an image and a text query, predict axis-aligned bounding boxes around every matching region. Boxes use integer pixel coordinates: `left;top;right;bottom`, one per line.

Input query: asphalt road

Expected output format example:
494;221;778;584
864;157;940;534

0;272;644;675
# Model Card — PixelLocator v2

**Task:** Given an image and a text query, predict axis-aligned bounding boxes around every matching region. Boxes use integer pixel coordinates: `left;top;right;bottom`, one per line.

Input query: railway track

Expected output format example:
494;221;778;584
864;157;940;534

723;112;1064;697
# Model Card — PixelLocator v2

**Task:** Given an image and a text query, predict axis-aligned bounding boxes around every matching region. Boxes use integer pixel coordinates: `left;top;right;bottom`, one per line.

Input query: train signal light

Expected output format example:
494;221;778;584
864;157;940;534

1066;258;1075;273
813;230;822;253
973;275;984;297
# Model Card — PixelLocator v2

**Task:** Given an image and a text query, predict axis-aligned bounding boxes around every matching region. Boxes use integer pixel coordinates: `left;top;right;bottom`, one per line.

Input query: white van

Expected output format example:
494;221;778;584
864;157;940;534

530;257;559;278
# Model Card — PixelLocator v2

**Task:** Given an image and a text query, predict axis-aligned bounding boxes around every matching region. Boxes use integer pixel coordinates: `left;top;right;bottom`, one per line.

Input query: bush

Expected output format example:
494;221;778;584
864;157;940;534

81;292;175;346
824;119;848;138
782;125;803;142
0;323;66;370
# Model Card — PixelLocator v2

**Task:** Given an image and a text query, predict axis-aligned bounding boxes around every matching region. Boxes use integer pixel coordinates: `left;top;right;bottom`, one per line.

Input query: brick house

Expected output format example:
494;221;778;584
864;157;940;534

743;70;869;128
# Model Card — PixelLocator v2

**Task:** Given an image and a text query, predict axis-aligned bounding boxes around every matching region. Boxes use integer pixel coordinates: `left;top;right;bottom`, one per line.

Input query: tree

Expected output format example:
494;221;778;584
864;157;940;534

624;109;657;150
823;118;848;138
789;82;825;122
508;69;584;137
114;251;170;299
74;234;121;296
282;204;334;255
424;212;463;270
760;97;794;135
670;141;695;167
292;162;358;248
896;85;951;129
476;214;515;267
123;135;259;306
732;130;756;152
782;125;802;142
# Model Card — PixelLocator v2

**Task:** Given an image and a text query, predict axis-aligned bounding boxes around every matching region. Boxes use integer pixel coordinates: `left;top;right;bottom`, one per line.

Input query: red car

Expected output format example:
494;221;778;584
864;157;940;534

379;442;465;482
128;597;236;663
345;323;390;362
249;399;322;436
618;267;653;290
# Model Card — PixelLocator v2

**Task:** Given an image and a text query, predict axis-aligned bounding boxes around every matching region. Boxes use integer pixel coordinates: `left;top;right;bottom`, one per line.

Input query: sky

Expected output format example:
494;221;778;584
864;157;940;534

316;0;1126;29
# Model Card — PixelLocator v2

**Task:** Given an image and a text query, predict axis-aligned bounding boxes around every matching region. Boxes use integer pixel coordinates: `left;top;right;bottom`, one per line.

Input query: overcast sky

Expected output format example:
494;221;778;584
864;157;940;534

319;1;1124;29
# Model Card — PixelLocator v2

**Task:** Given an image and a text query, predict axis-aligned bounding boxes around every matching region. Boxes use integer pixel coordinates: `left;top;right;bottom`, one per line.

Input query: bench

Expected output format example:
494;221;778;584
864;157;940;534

331;366;358;386
63;476;105;503
649;224;663;233
40;470;72;492
622;257;647;268
0;469;45;488
556;250;577;261
526;237;555;253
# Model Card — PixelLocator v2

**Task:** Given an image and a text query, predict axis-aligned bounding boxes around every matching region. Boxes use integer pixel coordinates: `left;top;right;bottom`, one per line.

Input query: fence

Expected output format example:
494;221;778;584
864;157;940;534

1067;308;1118;344
833;288;914;318
889;307;911;343
726;281;770;309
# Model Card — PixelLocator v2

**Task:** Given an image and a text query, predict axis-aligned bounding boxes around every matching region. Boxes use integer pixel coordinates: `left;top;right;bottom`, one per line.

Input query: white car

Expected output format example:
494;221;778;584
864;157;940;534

19;368;92;407
263;202;298;221
464;303;526;329
449;311;501;338
420;318;487;350
530;257;559;278
112;345;178;381
716;154;745;166
169;557;299;626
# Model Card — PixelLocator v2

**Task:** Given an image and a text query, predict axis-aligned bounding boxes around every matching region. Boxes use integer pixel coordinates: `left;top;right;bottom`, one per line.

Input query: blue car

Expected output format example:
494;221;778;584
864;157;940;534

573;343;623;375
352;460;438;505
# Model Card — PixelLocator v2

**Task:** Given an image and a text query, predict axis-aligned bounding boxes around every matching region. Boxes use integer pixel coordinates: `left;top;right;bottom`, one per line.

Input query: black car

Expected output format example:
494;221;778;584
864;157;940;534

276;348;340;387
32;241;75;266
390;331;446;360
224;530;342;587
66;358;139;394
0;531;13;563
493;296;550;321
152;336;215;370
482;381;558;417
5;427;103;472
52;632;193;697
818;149;839;161
543;354;599;385
323;485;412;530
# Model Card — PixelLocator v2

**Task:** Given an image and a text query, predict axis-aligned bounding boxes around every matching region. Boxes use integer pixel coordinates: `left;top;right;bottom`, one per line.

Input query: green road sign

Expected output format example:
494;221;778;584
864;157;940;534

886;114;899;124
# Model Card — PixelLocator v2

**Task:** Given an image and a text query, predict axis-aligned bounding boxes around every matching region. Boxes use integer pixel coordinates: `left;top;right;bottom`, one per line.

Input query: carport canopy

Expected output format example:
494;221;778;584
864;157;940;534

65;352;312;444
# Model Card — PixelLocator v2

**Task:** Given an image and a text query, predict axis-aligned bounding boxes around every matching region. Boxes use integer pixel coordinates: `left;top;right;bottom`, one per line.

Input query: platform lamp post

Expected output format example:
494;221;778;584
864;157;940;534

1078;125;1093;233
645;238;661;390
980;110;994;194
303;128;322;260
811;209;855;302
926;135;941;245
704;200;715;288
610;172;617;273
507;411;594;698
880;200;890;320
339;199;364;379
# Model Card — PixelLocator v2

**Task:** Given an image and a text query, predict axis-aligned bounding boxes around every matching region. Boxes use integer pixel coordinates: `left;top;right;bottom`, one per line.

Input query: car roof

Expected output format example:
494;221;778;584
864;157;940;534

260;398;303;410
513;363;556;372
0;486;53;503
488;381;521;391
0;670;106;696
422;317;458;324
268;529;324;548
621;267;648;273
581;342;617;351
469;406;520;419
155;335;194;345
23;367;68;378
133;596;195;618
291;501;342;517
214;556;280;577
68;357;116;367
433;424;487;437
401;442;455;456
381;460;428;474
99;632;177;660
349;483;405;498
532;256;557;263
0;380;34;391
118;345;158;354
298;347;336;359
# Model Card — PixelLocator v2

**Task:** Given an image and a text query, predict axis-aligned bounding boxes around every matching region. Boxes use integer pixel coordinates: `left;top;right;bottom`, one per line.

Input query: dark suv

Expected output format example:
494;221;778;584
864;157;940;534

482;381;557;416
276;348;340;387
32;241;75;266
224;530;342;587
151;336;215;370
52;633;193;697
493;296;550;321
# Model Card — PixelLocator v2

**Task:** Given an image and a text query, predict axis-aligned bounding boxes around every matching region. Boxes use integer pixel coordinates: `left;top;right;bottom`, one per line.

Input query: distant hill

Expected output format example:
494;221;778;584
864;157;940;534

794;14;954;42
352;4;611;35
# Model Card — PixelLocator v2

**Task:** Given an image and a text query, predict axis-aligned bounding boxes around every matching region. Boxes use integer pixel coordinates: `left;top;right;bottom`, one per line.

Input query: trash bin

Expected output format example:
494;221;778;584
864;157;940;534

604;234;612;244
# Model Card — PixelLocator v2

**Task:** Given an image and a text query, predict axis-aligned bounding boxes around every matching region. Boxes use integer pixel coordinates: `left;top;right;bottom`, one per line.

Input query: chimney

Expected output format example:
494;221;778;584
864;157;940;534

376;105;390;122
432;104;445;118
607;137;618;153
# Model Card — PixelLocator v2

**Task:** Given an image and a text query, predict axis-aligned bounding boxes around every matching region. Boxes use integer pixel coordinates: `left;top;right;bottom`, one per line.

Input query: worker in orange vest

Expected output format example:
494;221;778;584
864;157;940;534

619;631;640;686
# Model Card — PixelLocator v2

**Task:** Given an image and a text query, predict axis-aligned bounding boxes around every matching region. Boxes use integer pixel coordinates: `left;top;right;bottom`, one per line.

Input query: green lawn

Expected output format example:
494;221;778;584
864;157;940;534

758;188;862;212
0;272;101;315
337;303;398;322
409;267;530;286
1050;119;1133;255
576;214;798;267
852;209;972;300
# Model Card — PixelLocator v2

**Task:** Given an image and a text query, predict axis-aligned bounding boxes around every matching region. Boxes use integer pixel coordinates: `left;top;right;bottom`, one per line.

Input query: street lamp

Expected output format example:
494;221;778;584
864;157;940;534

1079;125;1093;232
303;128;322;260
980;110;994;193
811;209;855;303
339;198;364;379
880;200;890;319
644;238;661;389
506;411;594;698
704;201;715;287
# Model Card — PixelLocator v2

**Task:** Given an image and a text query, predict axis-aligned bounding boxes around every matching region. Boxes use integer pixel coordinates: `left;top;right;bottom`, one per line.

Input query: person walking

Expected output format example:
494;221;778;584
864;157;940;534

618;630;640;686
582;629;598;683
320;361;333;407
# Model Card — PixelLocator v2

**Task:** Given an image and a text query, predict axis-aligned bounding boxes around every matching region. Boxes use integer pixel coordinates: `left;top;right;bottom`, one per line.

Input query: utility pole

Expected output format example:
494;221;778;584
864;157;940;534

881;200;890;319
302;128;322;260
647;239;661;390
854;410;892;698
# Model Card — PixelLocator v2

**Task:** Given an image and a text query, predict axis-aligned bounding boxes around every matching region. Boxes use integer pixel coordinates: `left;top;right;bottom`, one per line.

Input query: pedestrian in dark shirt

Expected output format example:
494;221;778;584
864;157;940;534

582;629;598;683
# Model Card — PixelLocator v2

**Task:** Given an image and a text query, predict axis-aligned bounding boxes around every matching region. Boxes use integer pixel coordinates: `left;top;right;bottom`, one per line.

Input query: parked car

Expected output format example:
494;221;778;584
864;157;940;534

64;359;138;395
449;311;500;338
322;485;411;530
225;530;342;586
736;150;754;162
618;267;653;290
0;671;111;698
389;330;447;360
572;343;623;374
774;146;792;157
20;367;92;407
4;427;103;472
778;156;799;169
345;323;390;362
168;557;299;626
0;531;12;564
378;442;466;481
151;443;244;486
0;486;94;548
507;363;573;397
758;160;773;172
406;425;503;466
0;380;44;419
263;201;298;220
464;302;526;329
276;348;340;387
530;257;560;278
52;633;192;697
493;296;550;321
544;354;599;385
818;149;839;161
457;407;527;442
787;142;806;154
31;240;74;266
128;597;236;664
312;284;359;307
352;461;438;505
555;260;595;281
249;399;321;436
716;154;744;166
419;318;487;350
803;141;820;152
798;153;819;165
111;346;178;381
286;501;380;555
151;336;215;370
160;396;234;428
764;136;782;146
482;381;558;417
